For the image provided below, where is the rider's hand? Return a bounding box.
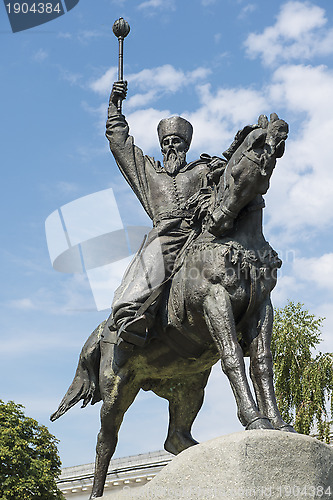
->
[207,208,234,237]
[209,156,226,170]
[110,80,128,107]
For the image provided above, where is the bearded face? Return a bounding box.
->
[161,135,188,175]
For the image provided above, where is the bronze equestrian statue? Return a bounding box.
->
[51,79,294,499]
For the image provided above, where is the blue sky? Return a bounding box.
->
[1,0,333,469]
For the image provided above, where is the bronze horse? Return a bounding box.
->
[51,114,294,499]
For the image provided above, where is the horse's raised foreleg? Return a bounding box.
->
[152,370,210,455]
[203,285,273,430]
[248,299,295,432]
[90,344,140,499]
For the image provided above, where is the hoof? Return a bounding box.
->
[246,417,274,430]
[164,431,199,455]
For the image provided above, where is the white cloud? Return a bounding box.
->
[126,90,157,109]
[130,65,211,93]
[245,1,333,66]
[77,30,103,44]
[4,274,96,315]
[238,3,257,19]
[58,32,72,39]
[271,275,303,307]
[269,63,333,116]
[33,49,48,62]
[138,0,175,11]
[187,83,268,155]
[293,253,333,291]
[90,64,211,106]
[265,63,333,238]
[89,67,118,95]
[7,298,37,310]
[118,82,267,156]
[197,84,267,125]
[58,66,82,86]
[126,65,210,109]
[89,65,212,130]
[314,302,333,353]
[275,1,326,38]
[125,107,171,152]
[57,30,102,44]
[129,65,188,93]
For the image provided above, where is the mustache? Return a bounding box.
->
[166,148,177,160]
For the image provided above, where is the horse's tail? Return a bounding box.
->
[50,320,106,422]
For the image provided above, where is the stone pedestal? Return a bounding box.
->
[102,430,333,499]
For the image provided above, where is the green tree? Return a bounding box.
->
[271,301,333,442]
[0,400,65,500]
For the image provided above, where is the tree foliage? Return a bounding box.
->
[0,400,65,500]
[271,301,333,442]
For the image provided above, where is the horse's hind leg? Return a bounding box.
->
[203,285,273,430]
[90,345,140,499]
[248,299,295,432]
[152,370,210,455]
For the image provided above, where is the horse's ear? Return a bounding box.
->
[270,113,279,122]
[258,115,269,129]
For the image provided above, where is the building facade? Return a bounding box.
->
[57,450,173,500]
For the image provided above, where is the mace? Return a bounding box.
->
[112,17,130,113]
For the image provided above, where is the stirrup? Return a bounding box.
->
[117,315,148,347]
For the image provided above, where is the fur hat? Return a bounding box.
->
[157,116,193,147]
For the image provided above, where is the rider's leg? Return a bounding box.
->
[203,284,273,430]
[112,222,190,347]
[248,299,295,432]
[111,228,167,347]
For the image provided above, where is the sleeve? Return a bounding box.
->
[106,111,154,220]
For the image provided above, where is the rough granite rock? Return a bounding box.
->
[101,430,333,499]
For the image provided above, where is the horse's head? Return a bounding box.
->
[208,114,288,236]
